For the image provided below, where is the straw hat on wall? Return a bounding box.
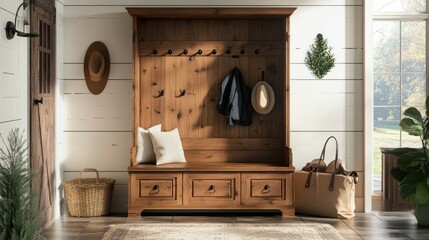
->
[84,41,110,95]
[251,80,275,114]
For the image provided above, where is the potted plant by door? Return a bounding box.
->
[391,96,429,226]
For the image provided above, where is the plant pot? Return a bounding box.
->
[414,204,429,226]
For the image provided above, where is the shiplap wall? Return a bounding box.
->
[0,2,28,147]
[61,0,364,213]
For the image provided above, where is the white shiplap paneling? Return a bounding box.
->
[63,80,132,131]
[290,63,362,80]
[63,63,132,80]
[291,132,363,172]
[290,80,363,131]
[63,132,131,171]
[64,15,132,63]
[290,6,363,64]
[0,7,27,134]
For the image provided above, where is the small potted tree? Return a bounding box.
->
[391,96,429,226]
[0,129,42,239]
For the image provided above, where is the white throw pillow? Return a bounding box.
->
[136,124,161,164]
[149,128,187,165]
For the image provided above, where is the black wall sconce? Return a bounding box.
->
[5,0,39,40]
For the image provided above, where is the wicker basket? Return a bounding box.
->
[64,168,115,217]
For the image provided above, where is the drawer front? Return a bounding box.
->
[193,179,232,197]
[129,172,182,207]
[242,172,293,206]
[250,179,282,197]
[139,179,173,197]
[183,173,240,206]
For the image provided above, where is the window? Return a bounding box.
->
[372,1,427,193]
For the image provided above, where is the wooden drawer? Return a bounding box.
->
[250,179,283,197]
[139,179,173,197]
[129,172,182,206]
[183,173,240,206]
[242,172,293,206]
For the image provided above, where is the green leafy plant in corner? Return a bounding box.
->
[305,33,335,79]
[391,96,429,205]
[0,129,43,240]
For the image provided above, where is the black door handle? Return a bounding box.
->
[33,97,44,105]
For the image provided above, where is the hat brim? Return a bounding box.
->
[251,81,275,114]
[84,41,110,95]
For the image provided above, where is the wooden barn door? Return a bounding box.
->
[30,0,56,229]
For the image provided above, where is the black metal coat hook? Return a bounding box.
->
[255,49,260,55]
[226,49,231,55]
[167,49,173,55]
[175,89,186,98]
[210,49,217,55]
[182,49,188,55]
[240,48,246,55]
[153,90,164,98]
[197,49,203,55]
[152,49,158,55]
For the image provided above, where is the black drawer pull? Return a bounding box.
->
[208,185,216,193]
[151,185,160,193]
[262,185,271,193]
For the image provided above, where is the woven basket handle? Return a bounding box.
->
[79,168,100,185]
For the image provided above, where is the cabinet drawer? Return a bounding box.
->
[139,179,173,197]
[250,179,282,197]
[193,179,232,197]
[242,172,293,206]
[129,172,182,207]
[184,173,240,206]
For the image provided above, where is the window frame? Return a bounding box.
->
[364,0,429,212]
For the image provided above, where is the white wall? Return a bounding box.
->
[0,2,28,146]
[55,0,65,218]
[61,0,364,213]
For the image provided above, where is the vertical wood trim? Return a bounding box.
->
[131,16,140,166]
[284,17,291,166]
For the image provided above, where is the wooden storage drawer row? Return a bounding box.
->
[130,172,293,209]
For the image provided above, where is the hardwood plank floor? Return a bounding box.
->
[42,212,429,240]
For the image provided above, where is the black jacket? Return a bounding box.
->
[216,67,253,126]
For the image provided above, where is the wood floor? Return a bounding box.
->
[42,212,429,240]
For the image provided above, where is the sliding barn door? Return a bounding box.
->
[30,0,56,229]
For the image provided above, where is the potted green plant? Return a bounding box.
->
[391,96,429,226]
[0,129,43,239]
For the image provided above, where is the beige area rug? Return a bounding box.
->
[102,223,344,240]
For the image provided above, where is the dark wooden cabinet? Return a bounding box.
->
[127,7,296,217]
[381,148,414,211]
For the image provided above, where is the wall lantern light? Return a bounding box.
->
[4,0,39,40]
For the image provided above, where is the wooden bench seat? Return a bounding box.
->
[129,162,295,172]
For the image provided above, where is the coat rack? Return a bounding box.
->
[140,40,282,56]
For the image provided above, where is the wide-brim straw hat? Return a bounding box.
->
[84,41,110,95]
[251,81,275,114]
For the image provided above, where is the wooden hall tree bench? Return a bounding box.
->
[126,7,296,217]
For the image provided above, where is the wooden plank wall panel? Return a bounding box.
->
[63,80,132,131]
[290,6,363,64]
[63,132,131,171]
[290,80,363,132]
[64,0,363,6]
[139,57,154,129]
[64,15,132,63]
[0,7,27,144]
[198,57,220,137]
[291,132,363,172]
[62,1,365,212]
[63,64,132,80]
